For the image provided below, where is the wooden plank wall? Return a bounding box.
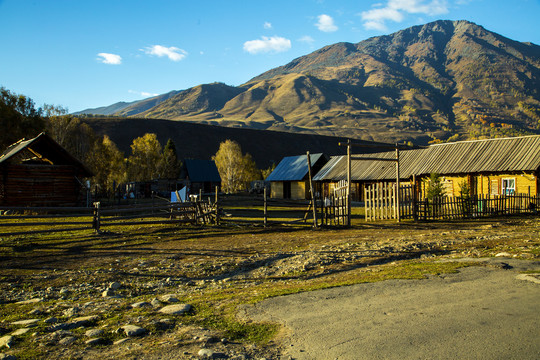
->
[1,164,83,207]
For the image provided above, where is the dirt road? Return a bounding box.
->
[245,258,540,360]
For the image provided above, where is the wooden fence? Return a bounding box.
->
[220,192,318,227]
[365,183,539,221]
[320,195,348,226]
[0,199,218,237]
[364,184,414,221]
[416,193,540,220]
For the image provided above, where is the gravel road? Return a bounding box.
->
[244,258,540,360]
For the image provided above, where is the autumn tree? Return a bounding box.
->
[158,138,181,179]
[87,135,126,196]
[0,87,45,149]
[261,163,276,180]
[212,139,260,193]
[127,133,162,181]
[45,105,96,163]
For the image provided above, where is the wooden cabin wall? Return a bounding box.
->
[1,164,83,206]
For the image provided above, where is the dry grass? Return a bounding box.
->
[0,212,538,359]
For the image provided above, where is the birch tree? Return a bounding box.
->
[213,140,260,193]
[127,133,162,181]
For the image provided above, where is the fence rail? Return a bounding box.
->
[0,199,218,237]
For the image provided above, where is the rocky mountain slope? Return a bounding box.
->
[80,20,540,145]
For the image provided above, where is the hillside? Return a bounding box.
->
[75,90,182,116]
[80,20,540,145]
[82,117,391,168]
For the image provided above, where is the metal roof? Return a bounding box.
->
[265,153,325,182]
[314,135,540,181]
[184,159,221,183]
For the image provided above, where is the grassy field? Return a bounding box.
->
[0,200,538,359]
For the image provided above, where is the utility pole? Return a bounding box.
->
[347,140,352,227]
[307,152,318,228]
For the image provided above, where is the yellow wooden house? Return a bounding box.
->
[313,135,540,198]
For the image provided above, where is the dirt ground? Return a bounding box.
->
[0,215,539,359]
[243,257,540,359]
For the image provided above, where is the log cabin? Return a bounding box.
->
[0,133,93,207]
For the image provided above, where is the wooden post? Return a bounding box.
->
[93,202,101,233]
[306,152,318,228]
[264,187,268,227]
[395,144,401,223]
[347,140,352,226]
[364,186,368,221]
[215,186,220,226]
[412,174,418,221]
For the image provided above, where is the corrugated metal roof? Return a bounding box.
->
[314,135,540,181]
[184,159,221,182]
[266,153,325,182]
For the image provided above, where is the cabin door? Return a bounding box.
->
[468,175,477,196]
[283,182,291,199]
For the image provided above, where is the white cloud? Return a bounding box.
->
[143,45,187,61]
[264,21,272,29]
[97,53,122,65]
[316,14,338,32]
[299,35,315,44]
[361,0,448,31]
[243,36,291,54]
[129,90,159,98]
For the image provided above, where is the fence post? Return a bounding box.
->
[92,202,101,233]
[306,151,318,228]
[215,186,220,226]
[264,187,268,228]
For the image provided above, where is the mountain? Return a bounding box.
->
[74,101,135,116]
[81,20,540,145]
[75,90,182,116]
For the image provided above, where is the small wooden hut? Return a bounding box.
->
[0,133,93,207]
[265,153,328,199]
[180,159,221,194]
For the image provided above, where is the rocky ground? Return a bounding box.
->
[0,216,539,359]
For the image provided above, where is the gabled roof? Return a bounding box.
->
[266,153,326,182]
[314,135,540,181]
[184,159,221,182]
[0,132,93,177]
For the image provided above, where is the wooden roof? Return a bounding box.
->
[0,133,93,177]
[314,135,540,181]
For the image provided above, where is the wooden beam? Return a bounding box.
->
[350,157,398,162]
[347,140,351,226]
[306,151,318,228]
[338,141,419,150]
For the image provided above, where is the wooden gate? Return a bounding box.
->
[321,180,349,226]
[365,183,414,221]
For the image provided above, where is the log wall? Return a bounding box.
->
[1,164,84,207]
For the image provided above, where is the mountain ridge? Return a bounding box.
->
[78,20,540,145]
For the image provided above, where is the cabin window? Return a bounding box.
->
[490,179,499,195]
[501,178,515,195]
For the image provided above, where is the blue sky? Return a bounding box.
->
[1,0,539,113]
